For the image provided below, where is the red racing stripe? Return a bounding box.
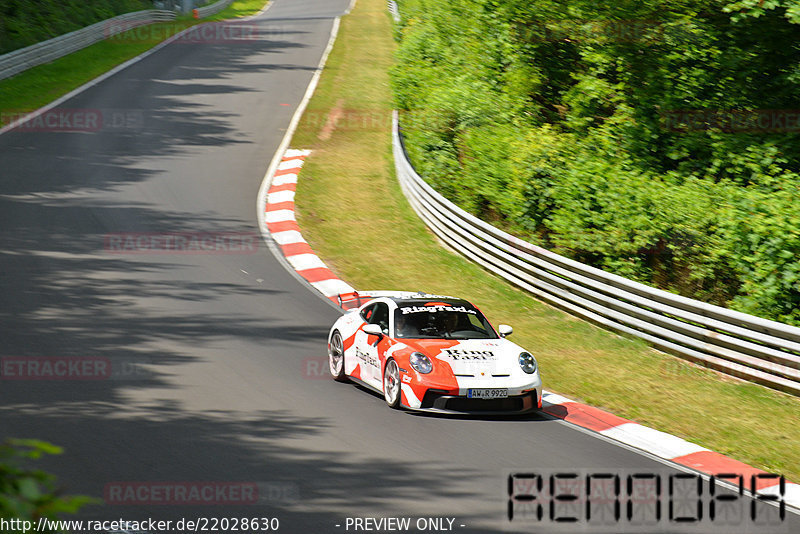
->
[342,332,357,352]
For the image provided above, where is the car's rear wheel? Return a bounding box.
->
[328,331,347,382]
[383,359,401,408]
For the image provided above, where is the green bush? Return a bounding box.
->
[393,0,800,323]
[0,439,95,531]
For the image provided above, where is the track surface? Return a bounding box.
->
[0,1,795,532]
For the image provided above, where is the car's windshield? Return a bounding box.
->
[394,302,497,339]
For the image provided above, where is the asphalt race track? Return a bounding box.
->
[0,0,796,532]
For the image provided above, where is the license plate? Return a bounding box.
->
[467,388,508,399]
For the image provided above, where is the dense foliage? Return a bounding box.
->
[0,0,153,54]
[0,439,94,531]
[392,0,800,324]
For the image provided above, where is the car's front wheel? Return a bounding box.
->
[328,330,347,382]
[383,359,401,408]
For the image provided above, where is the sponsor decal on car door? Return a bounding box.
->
[353,328,382,388]
[354,301,389,388]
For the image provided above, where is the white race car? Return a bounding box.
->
[327,292,542,413]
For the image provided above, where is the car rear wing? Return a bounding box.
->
[336,291,370,310]
[336,290,458,310]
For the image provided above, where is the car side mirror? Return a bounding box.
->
[363,323,383,337]
[498,324,513,337]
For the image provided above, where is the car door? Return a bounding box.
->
[353,301,389,389]
[345,303,375,377]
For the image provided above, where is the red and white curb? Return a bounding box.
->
[261,148,799,510]
[263,149,355,305]
[542,392,799,507]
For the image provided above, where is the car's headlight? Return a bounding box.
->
[409,352,432,374]
[519,352,537,374]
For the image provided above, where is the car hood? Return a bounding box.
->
[400,338,523,375]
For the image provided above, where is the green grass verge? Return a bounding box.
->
[292,0,800,481]
[0,0,269,124]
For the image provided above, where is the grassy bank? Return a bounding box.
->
[0,0,269,124]
[291,0,800,480]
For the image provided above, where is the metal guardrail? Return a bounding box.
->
[195,0,235,19]
[0,0,238,82]
[392,111,800,395]
[0,10,176,81]
[387,1,400,23]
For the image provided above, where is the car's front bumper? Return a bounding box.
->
[405,387,542,414]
